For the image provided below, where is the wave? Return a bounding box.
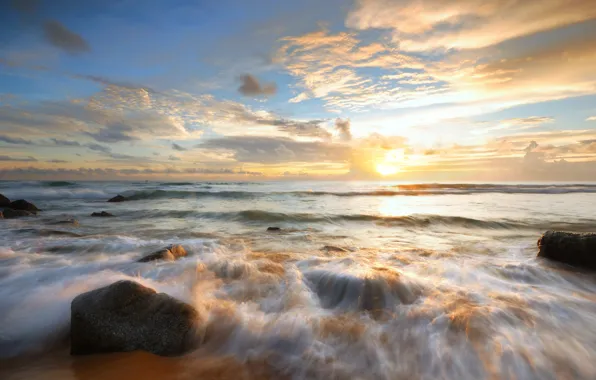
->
[124,190,259,200]
[42,181,78,187]
[389,183,596,195]
[132,209,596,231]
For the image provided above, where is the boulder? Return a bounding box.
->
[70,280,202,356]
[0,193,9,207]
[8,199,40,214]
[3,209,34,218]
[537,231,596,270]
[91,211,114,217]
[138,244,187,263]
[266,227,281,232]
[108,195,127,203]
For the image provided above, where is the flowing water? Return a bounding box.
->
[1,181,596,379]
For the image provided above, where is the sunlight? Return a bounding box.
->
[375,149,405,176]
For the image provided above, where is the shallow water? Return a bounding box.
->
[1,181,596,379]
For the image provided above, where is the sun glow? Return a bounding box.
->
[375,149,405,176]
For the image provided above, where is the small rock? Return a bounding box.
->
[108,195,127,203]
[51,219,80,226]
[0,193,10,207]
[538,230,596,270]
[138,244,187,263]
[267,227,281,231]
[3,209,34,218]
[91,211,114,217]
[70,280,203,356]
[322,245,349,253]
[8,199,40,214]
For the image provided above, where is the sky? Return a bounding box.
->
[1,0,596,181]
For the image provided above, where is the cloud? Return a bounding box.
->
[346,0,596,51]
[168,155,181,161]
[587,116,596,121]
[85,143,111,154]
[237,74,277,97]
[0,135,34,145]
[43,20,90,54]
[0,155,37,162]
[84,122,138,143]
[51,138,82,147]
[10,0,38,14]
[334,118,352,141]
[172,143,187,151]
[199,136,351,164]
[275,28,424,110]
[472,116,555,135]
[46,159,68,163]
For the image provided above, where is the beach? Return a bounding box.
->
[1,181,596,379]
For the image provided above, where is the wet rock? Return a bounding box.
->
[8,199,40,214]
[0,193,9,207]
[51,218,80,226]
[322,245,349,253]
[538,230,596,270]
[138,244,187,262]
[267,227,281,231]
[3,209,34,218]
[108,195,127,202]
[70,280,203,356]
[91,211,114,217]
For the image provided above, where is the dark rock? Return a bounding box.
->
[138,244,187,263]
[0,193,9,207]
[267,227,281,231]
[322,245,349,253]
[108,195,127,203]
[91,211,114,217]
[0,211,2,219]
[8,199,40,214]
[538,230,596,270]
[3,209,34,218]
[51,219,80,226]
[70,280,203,356]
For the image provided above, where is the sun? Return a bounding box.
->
[375,148,405,176]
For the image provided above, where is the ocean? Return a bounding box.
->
[1,180,596,379]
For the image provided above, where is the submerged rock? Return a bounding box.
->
[8,199,40,214]
[267,227,281,231]
[138,244,187,262]
[538,230,596,270]
[322,245,349,253]
[0,193,10,207]
[51,218,80,226]
[108,194,127,202]
[91,211,114,217]
[3,209,34,218]
[304,266,419,316]
[70,280,202,356]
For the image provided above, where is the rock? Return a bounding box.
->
[0,211,3,219]
[267,227,281,231]
[138,244,187,263]
[322,245,349,253]
[91,211,114,217]
[108,195,127,203]
[70,280,202,356]
[8,199,40,214]
[3,209,34,218]
[537,230,596,270]
[51,219,80,226]
[0,193,9,207]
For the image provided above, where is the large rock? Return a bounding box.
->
[538,231,596,270]
[3,209,34,218]
[138,244,187,263]
[108,195,127,202]
[70,280,202,356]
[8,199,40,214]
[0,193,9,207]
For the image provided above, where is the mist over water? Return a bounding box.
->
[1,181,596,379]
